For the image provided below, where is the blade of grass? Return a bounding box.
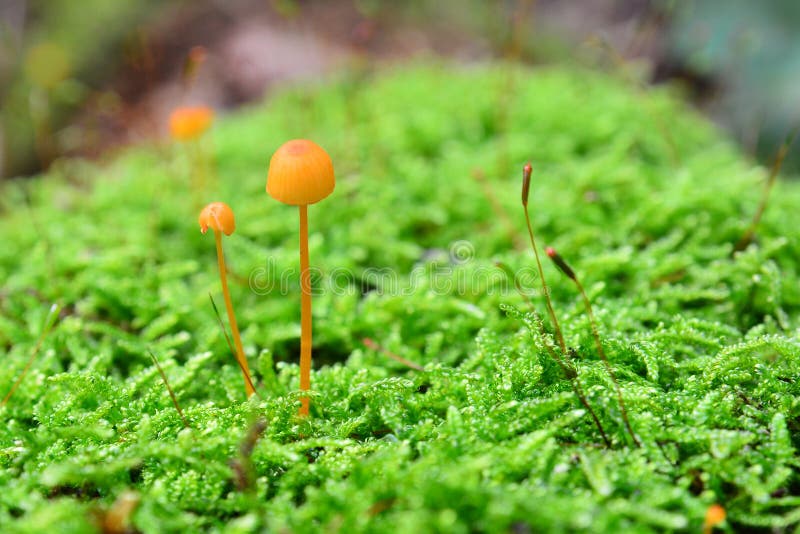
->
[209,294,260,398]
[147,349,189,428]
[734,126,799,252]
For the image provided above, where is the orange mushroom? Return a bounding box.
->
[199,202,256,398]
[703,504,726,534]
[266,139,335,416]
[170,106,214,141]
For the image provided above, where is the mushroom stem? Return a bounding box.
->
[214,230,255,398]
[298,205,312,416]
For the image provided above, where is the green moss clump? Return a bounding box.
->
[0,63,799,533]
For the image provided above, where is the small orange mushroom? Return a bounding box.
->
[703,504,726,534]
[267,140,335,205]
[170,105,214,141]
[199,202,255,398]
[266,139,335,416]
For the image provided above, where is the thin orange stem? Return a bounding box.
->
[298,205,312,416]
[215,231,255,398]
[523,206,566,354]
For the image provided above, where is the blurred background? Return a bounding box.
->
[1,0,799,180]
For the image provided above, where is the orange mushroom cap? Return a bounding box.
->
[169,106,214,141]
[704,504,726,529]
[266,139,335,206]
[199,202,235,236]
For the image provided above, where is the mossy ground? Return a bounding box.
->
[1,63,799,533]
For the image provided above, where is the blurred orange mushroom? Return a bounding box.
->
[703,504,726,534]
[170,105,214,141]
[266,139,335,416]
[199,202,256,398]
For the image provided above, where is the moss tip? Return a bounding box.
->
[546,247,576,280]
[522,162,532,206]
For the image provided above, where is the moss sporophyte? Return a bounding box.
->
[199,202,256,398]
[546,247,640,447]
[522,163,640,447]
[266,139,335,417]
[519,162,611,447]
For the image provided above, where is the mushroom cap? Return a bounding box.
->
[266,139,335,206]
[199,202,235,236]
[169,106,214,141]
[704,505,726,527]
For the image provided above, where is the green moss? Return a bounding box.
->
[1,63,799,533]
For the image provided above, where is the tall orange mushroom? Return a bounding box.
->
[199,202,256,398]
[703,504,726,534]
[169,106,214,141]
[266,139,335,416]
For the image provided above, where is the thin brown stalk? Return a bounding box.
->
[521,163,566,354]
[734,126,799,252]
[529,313,611,448]
[2,303,60,407]
[546,247,641,447]
[363,338,424,371]
[147,350,189,428]
[514,162,610,446]
[230,418,268,492]
[472,168,522,248]
[181,46,207,94]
